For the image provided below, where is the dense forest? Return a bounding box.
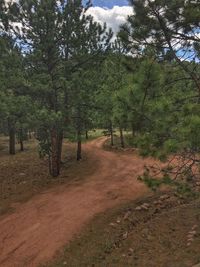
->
[0,1,200,265]
[1,0,199,179]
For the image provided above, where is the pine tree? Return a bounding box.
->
[121,0,200,96]
[0,33,31,155]
[61,0,112,161]
[11,0,112,175]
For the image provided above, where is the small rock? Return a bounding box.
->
[160,194,170,200]
[135,206,142,211]
[124,211,131,220]
[187,234,193,239]
[192,225,198,230]
[109,223,116,227]
[63,261,67,265]
[116,219,121,224]
[189,230,196,236]
[122,232,128,239]
[127,248,134,256]
[140,203,150,210]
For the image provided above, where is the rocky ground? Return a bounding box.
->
[50,191,200,267]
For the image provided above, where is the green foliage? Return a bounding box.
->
[0,0,199,181]
[138,167,173,191]
[138,169,196,197]
[117,0,200,174]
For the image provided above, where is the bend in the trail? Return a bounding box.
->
[0,137,154,267]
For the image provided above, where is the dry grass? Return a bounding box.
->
[0,136,80,215]
[49,193,200,267]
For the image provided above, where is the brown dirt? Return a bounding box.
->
[55,193,200,267]
[0,137,157,267]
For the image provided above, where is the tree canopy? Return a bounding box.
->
[0,0,199,181]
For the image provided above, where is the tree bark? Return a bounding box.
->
[85,130,89,140]
[19,128,24,152]
[20,140,24,152]
[58,131,63,164]
[50,128,63,177]
[77,130,82,161]
[8,121,15,155]
[119,127,125,148]
[110,122,114,146]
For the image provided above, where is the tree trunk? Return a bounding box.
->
[50,128,63,177]
[119,127,125,148]
[28,131,32,139]
[85,130,89,140]
[19,128,24,152]
[20,140,24,152]
[77,130,82,161]
[8,122,15,155]
[110,123,114,146]
[58,131,63,164]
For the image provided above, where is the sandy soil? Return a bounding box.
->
[0,137,156,267]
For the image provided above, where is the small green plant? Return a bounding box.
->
[138,167,197,198]
[138,167,162,191]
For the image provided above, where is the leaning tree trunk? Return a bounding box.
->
[77,130,82,161]
[8,120,16,155]
[50,128,63,177]
[119,127,125,148]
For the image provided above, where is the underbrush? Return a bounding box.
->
[0,139,82,215]
[65,129,104,143]
[105,134,200,200]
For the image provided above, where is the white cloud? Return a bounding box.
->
[86,6,133,36]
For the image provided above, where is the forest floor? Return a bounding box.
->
[0,136,157,267]
[0,136,200,267]
[50,193,200,267]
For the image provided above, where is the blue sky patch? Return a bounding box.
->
[92,0,129,8]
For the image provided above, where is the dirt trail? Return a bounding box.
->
[0,137,155,267]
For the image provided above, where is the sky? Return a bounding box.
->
[87,0,133,35]
[92,0,129,8]
[5,0,133,37]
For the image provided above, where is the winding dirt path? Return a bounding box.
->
[0,137,155,267]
